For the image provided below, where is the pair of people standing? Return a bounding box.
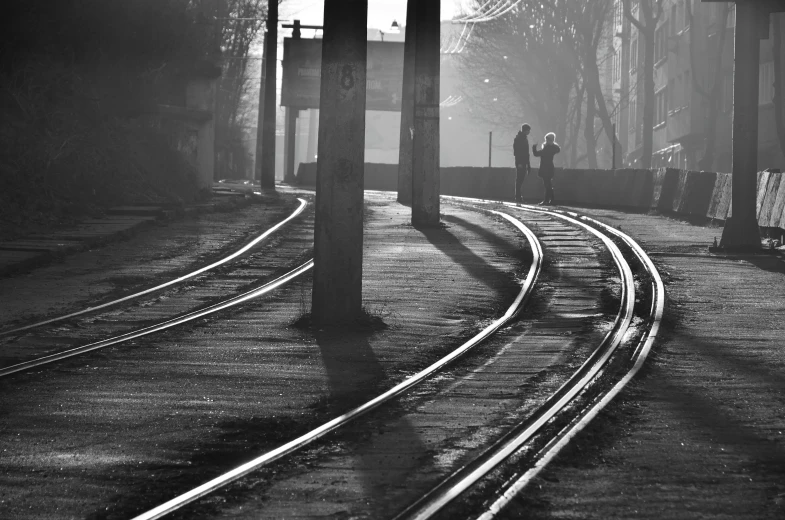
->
[513,123,560,205]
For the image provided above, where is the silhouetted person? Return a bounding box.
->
[532,132,560,205]
[513,124,531,203]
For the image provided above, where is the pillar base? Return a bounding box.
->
[720,216,761,250]
[397,192,412,205]
[411,215,442,229]
[259,186,280,197]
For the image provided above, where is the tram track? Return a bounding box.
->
[129,197,657,519]
[0,198,308,337]
[0,197,528,520]
[388,199,661,520]
[129,206,544,520]
[0,199,314,375]
[0,194,662,520]
[127,196,649,519]
[469,202,666,520]
[0,260,314,378]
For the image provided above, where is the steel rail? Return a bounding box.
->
[0,198,309,337]
[394,201,635,520]
[0,260,314,379]
[476,206,666,520]
[131,209,542,520]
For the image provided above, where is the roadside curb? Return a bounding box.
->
[0,192,259,279]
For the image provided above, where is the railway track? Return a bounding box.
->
[0,199,313,375]
[392,199,664,520]
[0,199,308,337]
[0,194,662,520]
[123,197,661,519]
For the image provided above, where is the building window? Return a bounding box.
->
[655,24,667,63]
[613,52,618,84]
[727,4,736,28]
[670,5,677,36]
[630,37,638,72]
[669,78,676,110]
[655,88,668,126]
[684,70,691,108]
[615,0,622,28]
[629,97,637,129]
[760,61,774,105]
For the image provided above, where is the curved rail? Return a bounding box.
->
[475,205,666,520]
[395,202,636,520]
[0,260,314,378]
[131,209,542,520]
[0,198,309,337]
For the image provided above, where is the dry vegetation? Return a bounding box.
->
[0,1,238,239]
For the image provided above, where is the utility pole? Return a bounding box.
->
[715,0,784,248]
[283,21,301,184]
[311,0,369,325]
[488,131,492,167]
[260,0,278,190]
[283,107,299,183]
[281,20,322,184]
[397,0,417,204]
[612,123,616,170]
[254,24,267,183]
[411,0,441,227]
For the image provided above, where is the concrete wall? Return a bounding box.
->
[294,162,784,229]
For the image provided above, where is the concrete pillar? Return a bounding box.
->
[294,115,304,176]
[411,0,441,227]
[397,0,417,204]
[311,0,368,325]
[284,107,298,183]
[186,79,216,190]
[254,31,266,183]
[260,0,278,190]
[721,1,763,248]
[307,109,319,163]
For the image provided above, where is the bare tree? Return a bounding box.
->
[527,0,617,167]
[213,0,268,178]
[622,0,664,169]
[455,4,580,163]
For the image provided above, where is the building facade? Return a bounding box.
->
[607,1,784,172]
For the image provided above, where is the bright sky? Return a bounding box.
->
[280,0,468,30]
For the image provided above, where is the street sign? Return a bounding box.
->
[281,38,405,111]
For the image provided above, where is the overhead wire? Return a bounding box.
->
[454,0,509,22]
[444,0,522,54]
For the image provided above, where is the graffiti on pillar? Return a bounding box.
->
[340,65,355,90]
